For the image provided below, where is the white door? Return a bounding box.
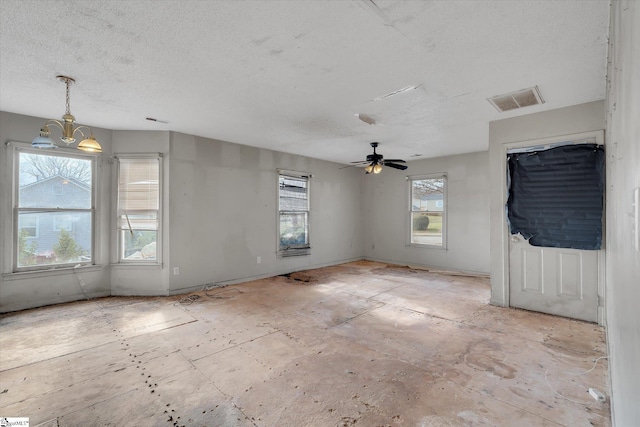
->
[509,233,599,322]
[506,136,604,323]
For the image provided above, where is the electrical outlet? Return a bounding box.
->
[173,267,180,275]
[257,256,261,264]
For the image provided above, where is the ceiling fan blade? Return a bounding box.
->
[384,162,408,170]
[383,159,406,163]
[339,164,357,169]
[350,160,370,164]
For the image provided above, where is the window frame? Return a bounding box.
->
[407,173,447,249]
[114,153,163,265]
[11,143,98,272]
[277,169,311,257]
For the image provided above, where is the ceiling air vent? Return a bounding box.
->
[488,86,544,112]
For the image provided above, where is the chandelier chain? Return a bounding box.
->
[65,79,71,115]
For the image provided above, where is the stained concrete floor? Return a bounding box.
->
[0,261,610,426]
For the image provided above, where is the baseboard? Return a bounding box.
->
[169,257,364,296]
[0,290,111,314]
[362,256,490,278]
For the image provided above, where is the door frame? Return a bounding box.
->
[497,130,606,325]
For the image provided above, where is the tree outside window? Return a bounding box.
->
[14,148,94,270]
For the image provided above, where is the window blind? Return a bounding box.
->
[117,158,159,230]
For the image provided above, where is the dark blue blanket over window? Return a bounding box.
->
[506,144,604,250]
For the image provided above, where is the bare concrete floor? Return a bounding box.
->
[0,261,610,426]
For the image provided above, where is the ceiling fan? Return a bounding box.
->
[349,142,408,174]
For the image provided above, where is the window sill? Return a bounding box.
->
[2,264,104,281]
[407,243,448,250]
[279,247,311,257]
[111,263,163,269]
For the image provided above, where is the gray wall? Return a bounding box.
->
[168,132,364,292]
[0,112,112,312]
[0,118,365,311]
[362,151,491,275]
[488,101,606,309]
[605,1,640,424]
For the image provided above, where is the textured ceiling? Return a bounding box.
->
[0,0,609,164]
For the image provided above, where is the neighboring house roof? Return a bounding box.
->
[19,175,90,209]
[20,175,90,192]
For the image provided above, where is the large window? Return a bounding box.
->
[14,147,95,270]
[278,171,310,256]
[409,175,446,247]
[116,156,161,263]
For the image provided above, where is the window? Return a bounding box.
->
[278,171,310,256]
[14,147,95,270]
[116,156,161,262]
[53,215,73,231]
[409,175,446,247]
[18,215,39,238]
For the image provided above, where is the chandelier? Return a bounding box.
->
[32,75,102,153]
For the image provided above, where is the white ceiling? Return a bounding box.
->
[0,0,609,165]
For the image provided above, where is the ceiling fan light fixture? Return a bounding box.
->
[348,142,408,175]
[32,75,102,153]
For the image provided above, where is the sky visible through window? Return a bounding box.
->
[19,152,91,186]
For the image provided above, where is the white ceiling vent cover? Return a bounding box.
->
[488,86,545,112]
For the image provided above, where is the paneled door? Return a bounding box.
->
[509,234,599,322]
[506,139,604,323]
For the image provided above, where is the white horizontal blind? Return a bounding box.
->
[279,175,308,211]
[117,158,159,230]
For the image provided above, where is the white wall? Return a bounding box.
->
[362,151,490,275]
[0,112,112,312]
[605,1,640,424]
[168,132,364,292]
[488,101,605,308]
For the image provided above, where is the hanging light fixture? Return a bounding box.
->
[364,162,383,174]
[32,75,102,153]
